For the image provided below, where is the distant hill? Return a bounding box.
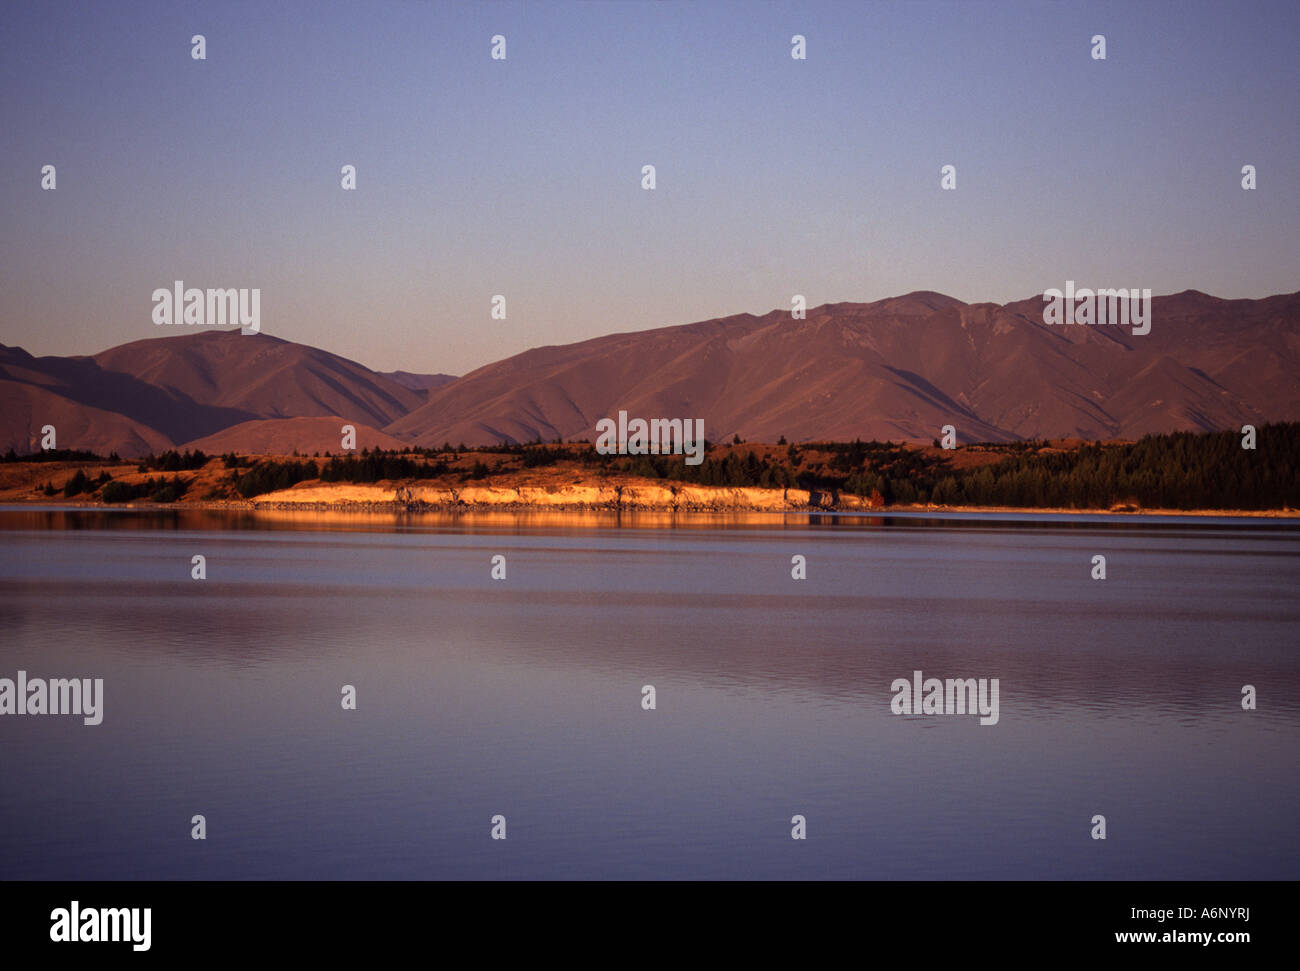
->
[0,331,433,456]
[377,370,458,393]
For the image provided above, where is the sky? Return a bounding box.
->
[2,0,1297,376]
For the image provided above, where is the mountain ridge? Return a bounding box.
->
[3,288,1297,455]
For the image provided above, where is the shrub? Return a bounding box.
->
[63,470,89,497]
[149,485,180,503]
[101,481,134,503]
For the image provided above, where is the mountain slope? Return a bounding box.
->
[1,342,253,456]
[0,378,172,456]
[175,417,408,455]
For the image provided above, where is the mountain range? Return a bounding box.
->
[3,289,1297,456]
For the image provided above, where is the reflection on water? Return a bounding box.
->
[0,508,1297,879]
[5,503,1297,534]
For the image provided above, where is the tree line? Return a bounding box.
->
[24,422,1299,509]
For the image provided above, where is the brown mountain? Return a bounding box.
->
[177,417,407,455]
[2,331,429,457]
[385,290,1300,446]
[93,331,424,430]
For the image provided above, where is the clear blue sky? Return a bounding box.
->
[2,0,1297,375]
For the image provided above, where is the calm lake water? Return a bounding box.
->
[1,506,1297,879]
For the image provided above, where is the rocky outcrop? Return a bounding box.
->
[250,480,865,512]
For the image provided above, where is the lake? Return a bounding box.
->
[1,506,1297,879]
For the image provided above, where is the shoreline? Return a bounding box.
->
[4,497,1295,519]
